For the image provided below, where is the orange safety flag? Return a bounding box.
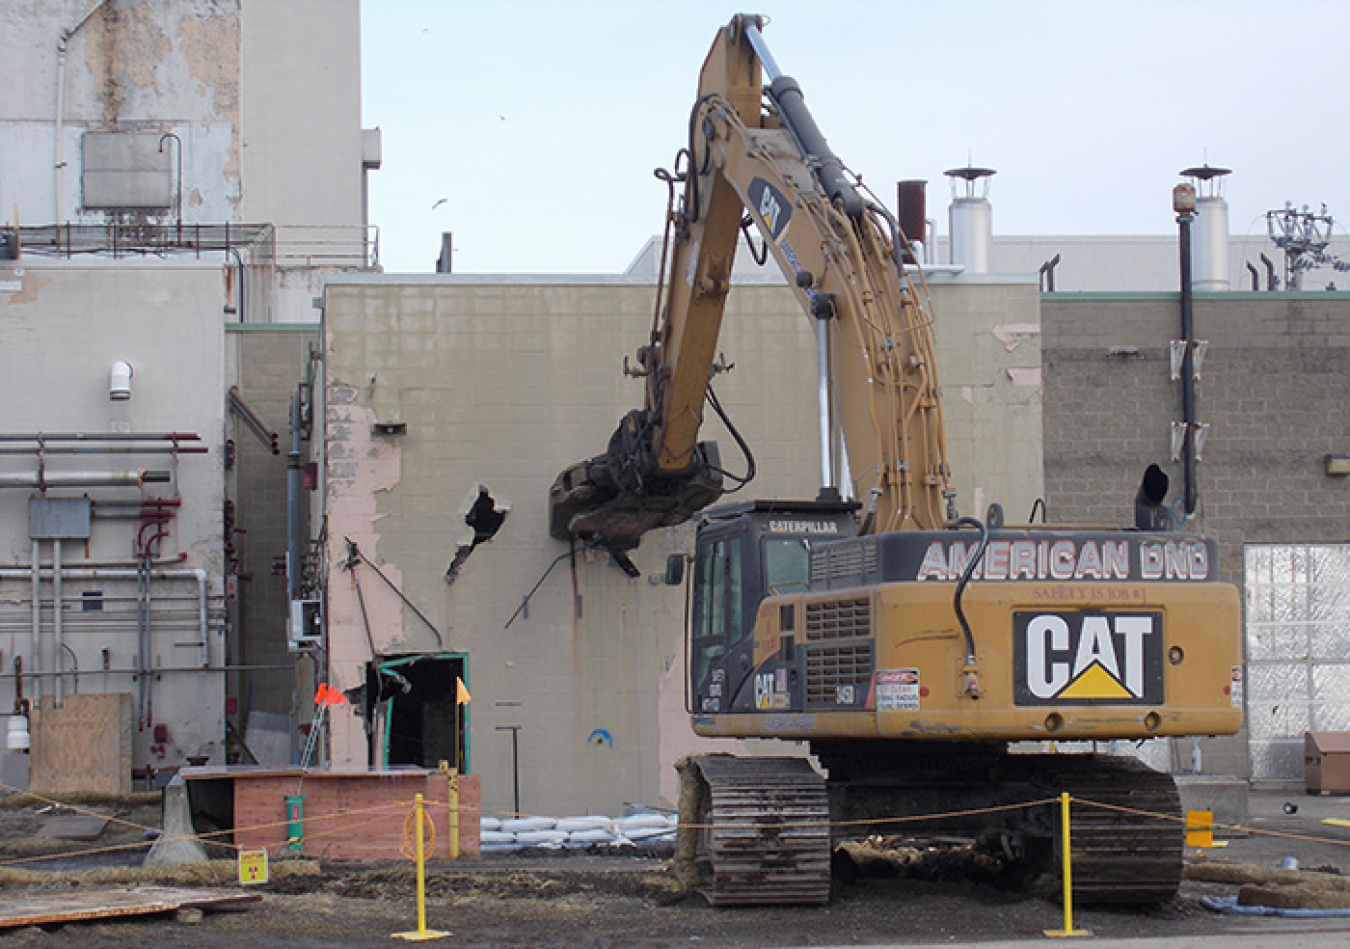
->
[455,677,471,706]
[314,682,347,707]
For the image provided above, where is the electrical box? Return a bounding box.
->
[287,599,322,652]
[30,497,92,540]
[1306,732,1350,794]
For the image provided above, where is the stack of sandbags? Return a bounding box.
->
[479,813,678,852]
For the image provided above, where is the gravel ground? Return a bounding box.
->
[1,789,1350,947]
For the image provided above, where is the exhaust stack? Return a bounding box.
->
[1182,164,1232,291]
[945,165,996,274]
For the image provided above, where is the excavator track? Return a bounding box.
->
[675,755,831,906]
[1039,755,1183,905]
[678,750,1183,907]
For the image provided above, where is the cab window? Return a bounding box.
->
[763,536,810,595]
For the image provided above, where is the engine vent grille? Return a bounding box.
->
[810,537,879,588]
[806,641,875,708]
[804,596,872,641]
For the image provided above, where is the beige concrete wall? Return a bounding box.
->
[927,279,1045,520]
[320,275,1042,816]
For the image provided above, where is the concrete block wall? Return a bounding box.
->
[1042,290,1350,779]
[1043,292,1350,577]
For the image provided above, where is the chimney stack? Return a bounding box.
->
[1182,164,1231,291]
[945,165,996,274]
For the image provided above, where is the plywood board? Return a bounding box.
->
[29,693,133,795]
[0,887,260,929]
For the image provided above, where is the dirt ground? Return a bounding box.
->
[4,789,1350,948]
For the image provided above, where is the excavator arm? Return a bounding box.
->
[549,15,952,550]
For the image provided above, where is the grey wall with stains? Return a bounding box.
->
[0,260,229,766]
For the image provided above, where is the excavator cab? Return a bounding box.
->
[687,500,858,717]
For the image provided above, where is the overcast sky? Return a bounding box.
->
[361,0,1350,275]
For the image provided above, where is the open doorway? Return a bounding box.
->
[367,654,468,772]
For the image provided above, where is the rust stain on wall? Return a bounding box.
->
[6,272,54,306]
[177,6,242,190]
[84,2,171,123]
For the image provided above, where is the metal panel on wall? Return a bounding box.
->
[1245,544,1350,781]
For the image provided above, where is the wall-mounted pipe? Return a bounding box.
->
[0,470,171,490]
[1176,188,1198,515]
[286,386,304,600]
[30,539,41,703]
[0,432,203,444]
[54,0,113,222]
[0,663,287,680]
[53,539,63,707]
[0,566,214,711]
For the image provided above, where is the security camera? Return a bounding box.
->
[110,360,134,401]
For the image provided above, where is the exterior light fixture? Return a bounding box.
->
[1326,455,1350,476]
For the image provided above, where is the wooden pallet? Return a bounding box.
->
[0,887,260,929]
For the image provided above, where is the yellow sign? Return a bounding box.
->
[238,849,269,885]
[1185,810,1214,848]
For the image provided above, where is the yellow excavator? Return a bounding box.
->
[549,15,1242,906]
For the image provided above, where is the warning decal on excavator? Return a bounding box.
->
[1013,611,1163,705]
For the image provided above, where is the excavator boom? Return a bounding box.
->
[549,14,950,550]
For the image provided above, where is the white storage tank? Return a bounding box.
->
[1183,164,1232,291]
[946,165,996,274]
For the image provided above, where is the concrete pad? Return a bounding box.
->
[35,815,109,840]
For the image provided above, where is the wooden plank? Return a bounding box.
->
[29,693,133,795]
[0,887,260,929]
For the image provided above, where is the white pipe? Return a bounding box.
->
[53,539,63,707]
[0,565,211,673]
[54,0,112,222]
[193,568,208,667]
[54,44,66,222]
[30,540,42,702]
[0,470,170,489]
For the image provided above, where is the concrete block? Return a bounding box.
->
[144,774,210,867]
[1176,773,1249,827]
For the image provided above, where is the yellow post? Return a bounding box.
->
[1043,792,1091,938]
[392,794,450,942]
[449,769,461,860]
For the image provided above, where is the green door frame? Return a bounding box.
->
[376,652,469,772]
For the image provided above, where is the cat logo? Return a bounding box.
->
[1013,611,1163,705]
[755,672,775,709]
[747,178,792,242]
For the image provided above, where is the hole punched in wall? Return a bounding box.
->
[445,485,509,584]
